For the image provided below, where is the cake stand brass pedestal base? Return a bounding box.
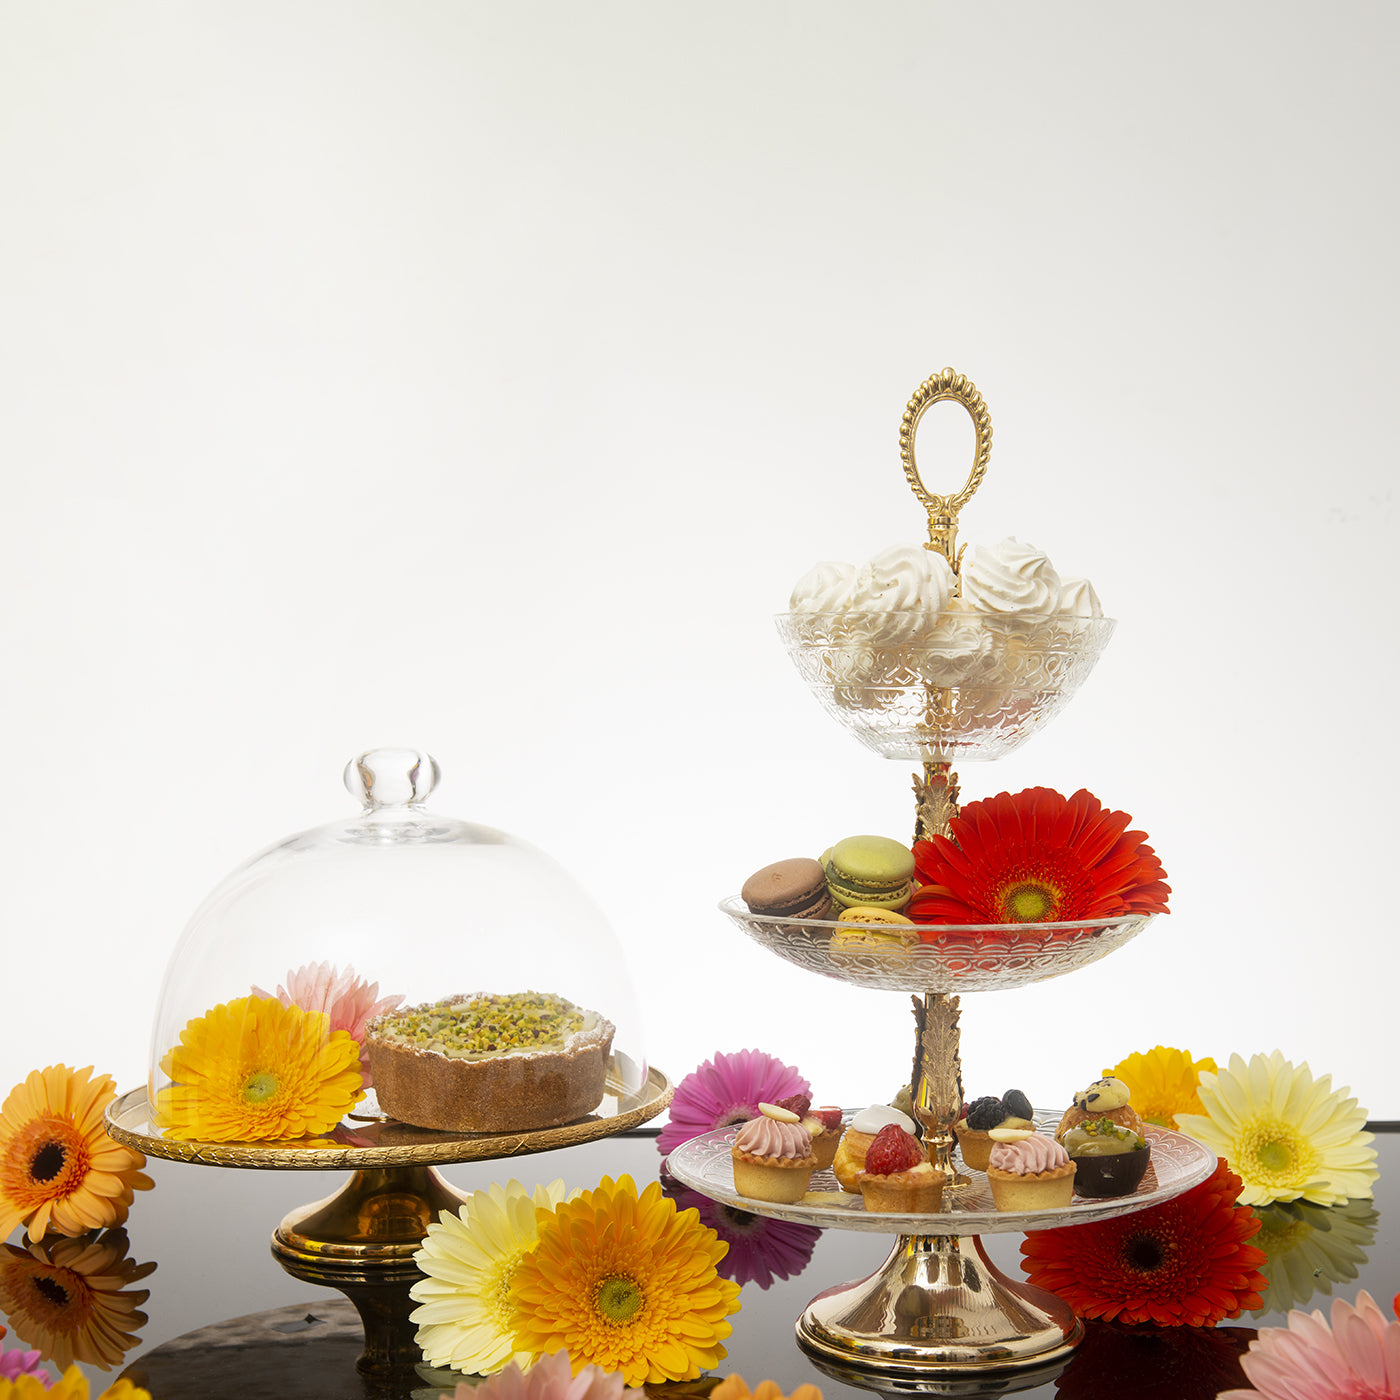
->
[797,1233,1082,1380]
[271,1166,470,1377]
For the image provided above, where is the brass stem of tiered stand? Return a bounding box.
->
[794,369,1082,1379]
[271,1166,470,1376]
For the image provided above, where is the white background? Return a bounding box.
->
[1,3,1396,1121]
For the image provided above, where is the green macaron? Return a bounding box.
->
[822,835,916,911]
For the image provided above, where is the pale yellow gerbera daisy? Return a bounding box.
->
[1107,1045,1216,1129]
[411,1179,574,1375]
[511,1174,741,1386]
[1176,1051,1377,1207]
[0,1365,152,1400]
[155,996,364,1142]
[0,1067,152,1242]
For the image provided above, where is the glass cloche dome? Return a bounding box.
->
[143,747,649,1149]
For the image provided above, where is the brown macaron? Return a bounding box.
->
[742,858,834,920]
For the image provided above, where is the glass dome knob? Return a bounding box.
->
[343,748,440,809]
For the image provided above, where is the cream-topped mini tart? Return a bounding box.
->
[365,991,614,1133]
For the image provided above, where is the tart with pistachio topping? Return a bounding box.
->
[365,991,615,1132]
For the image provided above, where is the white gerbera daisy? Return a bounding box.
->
[410,1179,573,1375]
[1176,1051,1377,1208]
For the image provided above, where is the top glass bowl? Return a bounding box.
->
[777,611,1116,761]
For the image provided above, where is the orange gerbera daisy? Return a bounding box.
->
[1021,1159,1266,1327]
[0,1068,152,1243]
[510,1174,741,1386]
[908,786,1169,928]
[0,1229,155,1370]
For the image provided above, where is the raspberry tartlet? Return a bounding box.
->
[858,1123,943,1213]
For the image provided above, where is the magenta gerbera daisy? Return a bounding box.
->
[656,1051,810,1155]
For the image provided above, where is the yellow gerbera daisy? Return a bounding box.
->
[411,1179,574,1375]
[1176,1051,1378,1207]
[0,1067,153,1243]
[0,1229,155,1370]
[1108,1045,1216,1129]
[0,1366,152,1400]
[510,1174,741,1386]
[154,996,364,1142]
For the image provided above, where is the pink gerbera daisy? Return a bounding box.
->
[0,1344,49,1382]
[1219,1290,1400,1400]
[656,1051,810,1155]
[252,962,402,1090]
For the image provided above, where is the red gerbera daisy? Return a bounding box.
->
[907,786,1170,927]
[1021,1159,1267,1327]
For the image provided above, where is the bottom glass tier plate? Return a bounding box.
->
[665,1115,1216,1236]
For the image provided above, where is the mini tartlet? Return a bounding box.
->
[954,1090,1034,1172]
[986,1133,1076,1211]
[1063,1119,1151,1198]
[857,1124,942,1213]
[731,1110,817,1203]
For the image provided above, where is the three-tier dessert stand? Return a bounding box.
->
[667,368,1215,1383]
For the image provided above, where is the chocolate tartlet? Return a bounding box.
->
[366,991,615,1132]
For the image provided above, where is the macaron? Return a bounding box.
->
[742,857,834,920]
[822,835,916,911]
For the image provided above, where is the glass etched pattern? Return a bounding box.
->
[777,612,1116,761]
[720,899,1155,994]
[665,1118,1217,1237]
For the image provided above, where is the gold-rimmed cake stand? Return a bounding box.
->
[106,1067,671,1377]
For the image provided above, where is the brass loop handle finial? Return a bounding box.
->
[899,368,993,568]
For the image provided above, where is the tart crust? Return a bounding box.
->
[365,992,615,1132]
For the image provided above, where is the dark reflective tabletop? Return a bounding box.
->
[3,1125,1394,1400]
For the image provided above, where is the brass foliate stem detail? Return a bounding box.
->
[912,992,964,1189]
[912,761,960,845]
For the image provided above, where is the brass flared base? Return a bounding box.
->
[797,1233,1082,1378]
[271,1166,470,1376]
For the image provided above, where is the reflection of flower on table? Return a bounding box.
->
[660,1176,821,1290]
[1054,1320,1257,1400]
[1248,1197,1379,1316]
[0,1228,155,1370]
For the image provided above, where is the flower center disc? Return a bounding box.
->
[29,1142,67,1183]
[1002,883,1058,922]
[242,1072,280,1105]
[595,1274,644,1324]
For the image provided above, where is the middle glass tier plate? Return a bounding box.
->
[665,1118,1216,1236]
[720,899,1155,994]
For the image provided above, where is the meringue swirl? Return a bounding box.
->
[989,1134,1071,1176]
[961,538,1062,617]
[734,1115,813,1161]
